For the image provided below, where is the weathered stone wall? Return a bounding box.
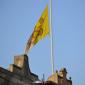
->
[0,76,8,85]
[47,68,72,85]
[0,54,39,85]
[0,54,72,85]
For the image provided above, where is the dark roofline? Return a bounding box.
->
[67,79,72,83]
[0,67,13,76]
[45,81,60,85]
[30,72,38,77]
[10,64,22,70]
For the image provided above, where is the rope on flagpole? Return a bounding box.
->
[50,0,54,74]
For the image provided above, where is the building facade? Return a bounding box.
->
[0,54,72,85]
[47,68,72,85]
[0,54,38,85]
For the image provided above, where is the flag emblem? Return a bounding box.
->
[25,6,49,54]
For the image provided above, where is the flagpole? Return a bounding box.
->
[50,0,54,74]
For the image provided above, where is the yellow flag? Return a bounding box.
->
[25,6,49,54]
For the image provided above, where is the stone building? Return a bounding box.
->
[0,54,39,85]
[47,68,72,85]
[0,54,72,85]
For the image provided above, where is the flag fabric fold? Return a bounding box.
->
[25,5,49,54]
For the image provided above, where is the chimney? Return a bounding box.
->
[14,54,31,76]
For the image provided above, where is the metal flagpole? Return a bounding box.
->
[49,0,54,74]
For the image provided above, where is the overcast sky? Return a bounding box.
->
[0,0,85,85]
